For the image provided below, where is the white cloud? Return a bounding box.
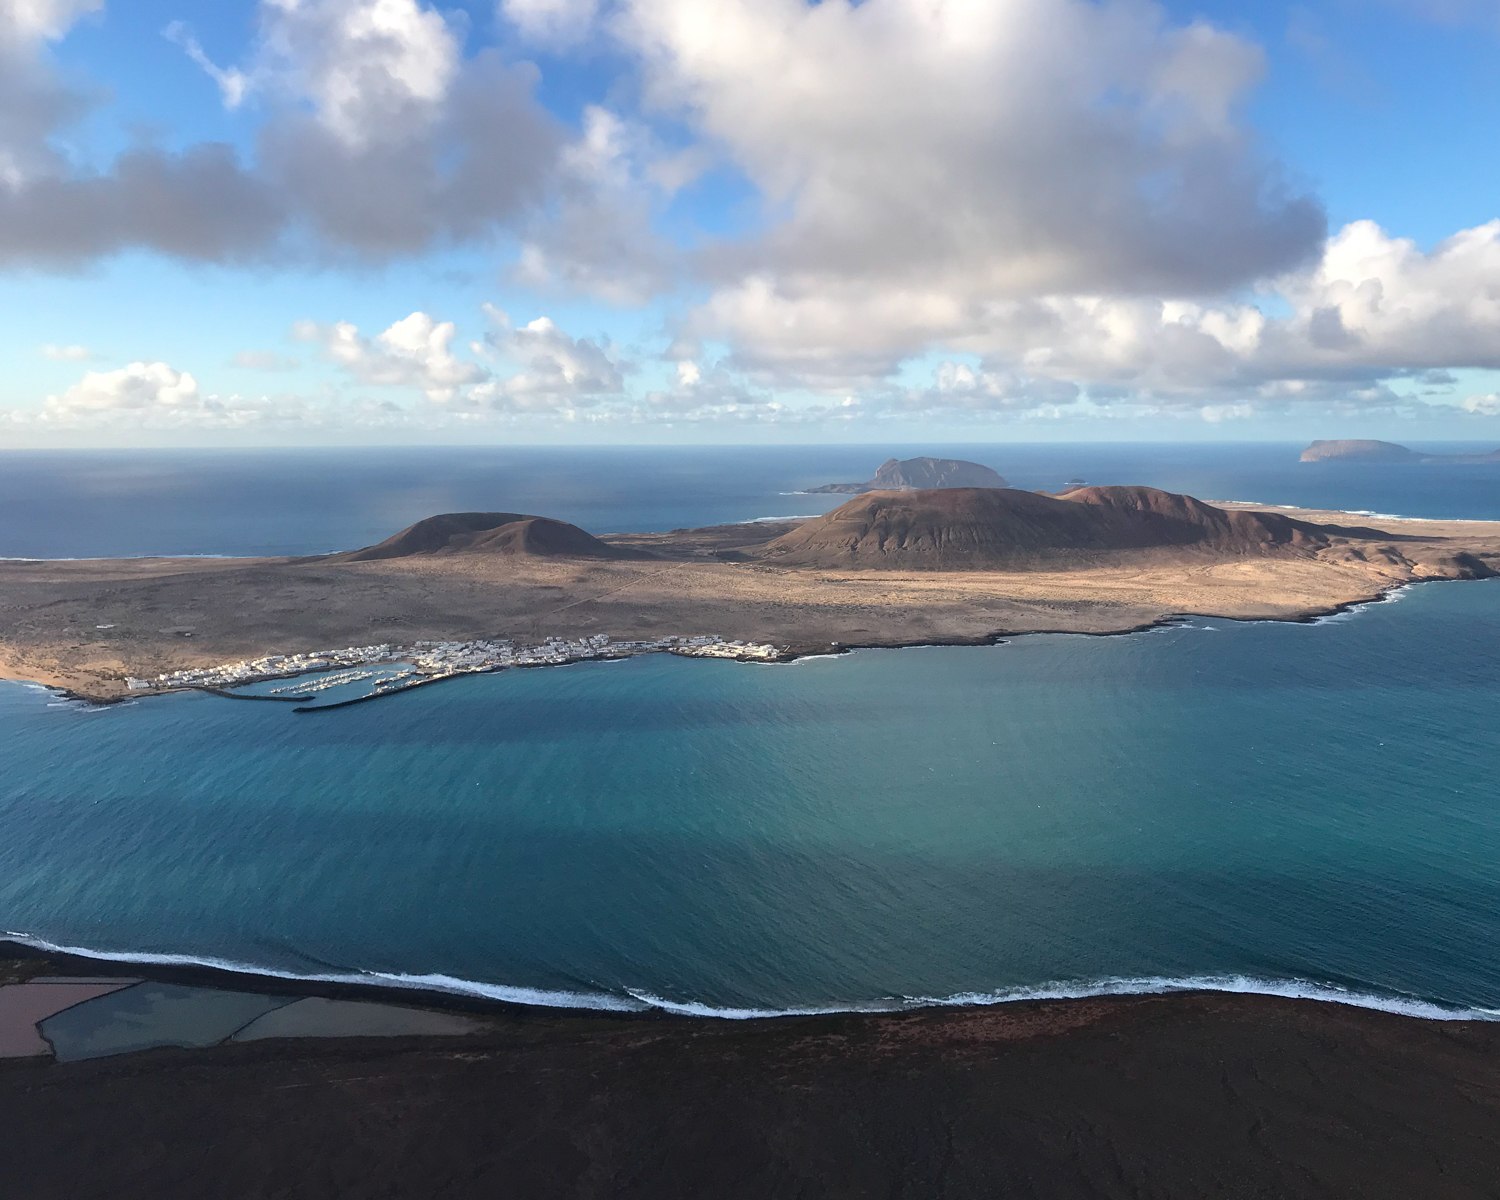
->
[622,0,1323,381]
[513,105,678,303]
[686,277,976,387]
[1276,219,1500,373]
[46,362,200,415]
[0,2,282,263]
[461,306,628,412]
[38,342,92,361]
[162,21,250,108]
[292,305,628,415]
[296,311,486,400]
[500,0,600,47]
[922,362,1081,413]
[1,0,101,43]
[1462,394,1500,416]
[38,361,305,427]
[956,220,1500,401]
[256,0,461,147]
[5,0,562,266]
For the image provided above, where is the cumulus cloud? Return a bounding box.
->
[295,311,486,400]
[256,0,461,147]
[46,362,200,416]
[461,306,628,412]
[1,0,563,266]
[620,0,1325,382]
[194,0,563,259]
[955,220,1500,404]
[1462,394,1500,416]
[6,0,1497,434]
[2,0,101,42]
[0,3,282,265]
[39,361,304,427]
[291,305,629,416]
[912,362,1082,415]
[512,105,680,303]
[638,357,766,417]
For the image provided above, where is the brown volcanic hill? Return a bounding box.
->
[1058,485,1330,549]
[329,513,651,563]
[761,486,1337,570]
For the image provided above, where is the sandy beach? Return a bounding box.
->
[0,504,1496,701]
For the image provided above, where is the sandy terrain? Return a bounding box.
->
[0,505,1496,701]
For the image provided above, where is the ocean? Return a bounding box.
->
[3,441,1499,558]
[1,444,1498,1018]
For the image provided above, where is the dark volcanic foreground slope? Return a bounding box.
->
[328,512,651,563]
[761,485,1337,570]
[4,990,1500,1200]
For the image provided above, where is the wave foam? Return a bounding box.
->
[1215,501,1492,524]
[9,933,1495,1024]
[2,932,647,1012]
[634,975,1500,1022]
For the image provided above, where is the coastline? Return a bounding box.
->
[2,499,1496,705]
[0,572,1453,708]
[6,503,1500,1196]
[6,946,1500,1199]
[5,931,1494,1025]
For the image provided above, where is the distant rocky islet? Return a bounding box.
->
[805,456,1010,493]
[1301,439,1500,464]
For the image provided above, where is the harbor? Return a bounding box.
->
[125,634,785,710]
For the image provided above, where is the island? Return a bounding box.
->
[1301,439,1500,464]
[0,484,1496,703]
[804,455,1009,493]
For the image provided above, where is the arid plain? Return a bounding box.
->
[1,493,1496,701]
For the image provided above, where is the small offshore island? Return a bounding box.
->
[1,479,1498,703]
[1301,438,1500,464]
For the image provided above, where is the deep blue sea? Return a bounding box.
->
[2,441,1499,558]
[2,444,1498,1018]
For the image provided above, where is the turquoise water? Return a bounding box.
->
[3,580,1498,1017]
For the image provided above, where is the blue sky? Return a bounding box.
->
[2,0,1498,445]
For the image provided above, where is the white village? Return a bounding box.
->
[126,633,785,700]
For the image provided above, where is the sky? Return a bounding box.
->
[1,0,1498,447]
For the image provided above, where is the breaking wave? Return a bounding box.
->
[7,932,1497,1024]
